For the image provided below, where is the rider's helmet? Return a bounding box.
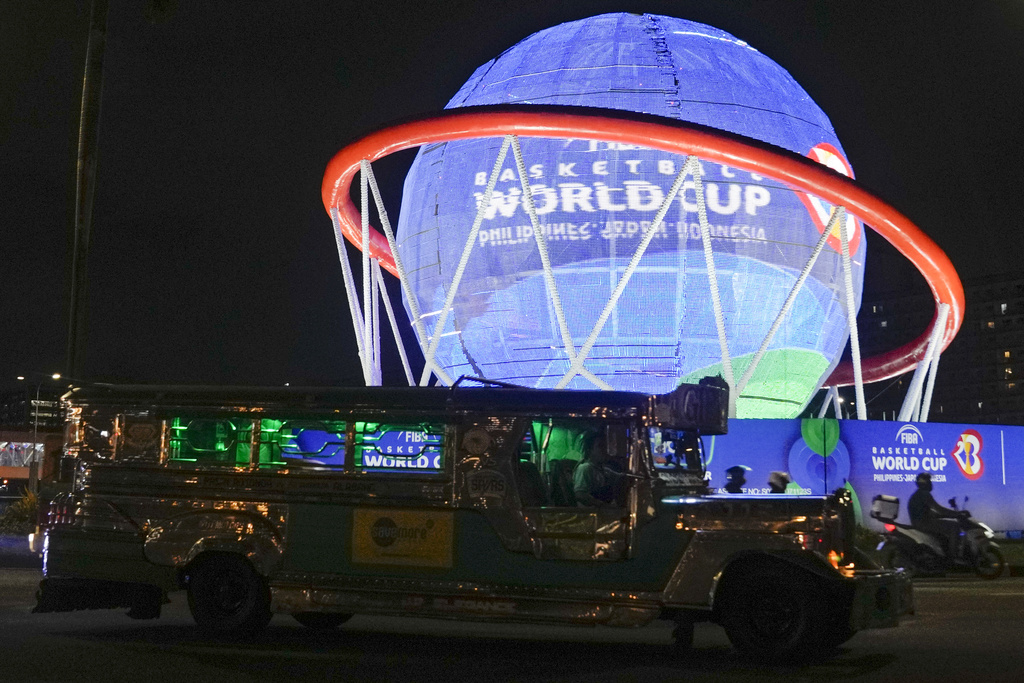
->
[915,472,933,491]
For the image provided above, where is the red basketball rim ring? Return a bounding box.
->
[322,106,964,387]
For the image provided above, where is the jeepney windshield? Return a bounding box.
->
[649,428,704,473]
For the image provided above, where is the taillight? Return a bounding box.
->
[884,523,896,532]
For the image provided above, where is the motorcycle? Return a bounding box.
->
[870,494,1005,579]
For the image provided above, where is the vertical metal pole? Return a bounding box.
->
[919,303,950,423]
[692,161,735,417]
[66,0,110,379]
[360,162,372,382]
[899,304,948,422]
[837,208,867,420]
[31,384,41,489]
[817,387,832,418]
[371,257,381,385]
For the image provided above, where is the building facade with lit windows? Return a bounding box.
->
[858,272,1024,424]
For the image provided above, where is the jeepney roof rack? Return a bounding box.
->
[450,375,528,390]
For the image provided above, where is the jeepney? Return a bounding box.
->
[35,379,909,660]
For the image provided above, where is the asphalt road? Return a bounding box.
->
[0,569,1021,682]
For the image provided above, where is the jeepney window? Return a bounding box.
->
[274,419,347,468]
[523,421,629,506]
[169,417,250,467]
[352,421,444,472]
[649,427,703,472]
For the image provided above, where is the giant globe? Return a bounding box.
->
[395,13,865,418]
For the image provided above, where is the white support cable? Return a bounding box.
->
[692,161,735,416]
[817,387,833,418]
[837,207,866,419]
[735,208,837,395]
[417,136,513,386]
[554,158,694,389]
[330,208,371,384]
[361,159,452,387]
[899,303,948,422]
[508,136,584,387]
[360,161,373,384]
[374,259,416,386]
[371,256,381,385]
[918,303,950,423]
[832,385,843,420]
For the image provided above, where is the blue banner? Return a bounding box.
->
[706,419,1024,534]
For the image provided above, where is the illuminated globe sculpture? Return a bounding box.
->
[393,13,865,417]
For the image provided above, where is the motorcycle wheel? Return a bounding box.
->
[974,546,1005,580]
[885,548,917,578]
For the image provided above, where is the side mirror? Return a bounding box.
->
[948,497,958,510]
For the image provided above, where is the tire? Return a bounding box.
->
[187,554,272,635]
[974,546,1005,580]
[885,548,918,578]
[293,612,353,630]
[719,569,825,662]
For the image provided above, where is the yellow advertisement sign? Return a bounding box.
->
[352,508,454,568]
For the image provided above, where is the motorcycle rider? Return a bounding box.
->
[908,472,964,557]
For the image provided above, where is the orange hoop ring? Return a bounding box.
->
[322,106,963,387]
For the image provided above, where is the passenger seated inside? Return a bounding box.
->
[573,431,624,507]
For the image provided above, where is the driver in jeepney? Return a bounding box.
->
[573,431,624,507]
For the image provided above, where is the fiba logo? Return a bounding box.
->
[951,430,984,480]
[896,424,923,445]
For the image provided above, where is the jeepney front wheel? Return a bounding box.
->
[718,568,825,662]
[187,553,272,635]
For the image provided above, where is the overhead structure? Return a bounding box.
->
[321,14,964,420]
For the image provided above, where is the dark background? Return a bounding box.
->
[3,0,1022,390]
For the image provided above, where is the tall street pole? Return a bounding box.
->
[66,0,110,379]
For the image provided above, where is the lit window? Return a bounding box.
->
[987,321,996,329]
[880,320,888,328]
[978,401,984,410]
[1002,303,1008,314]
[1008,382,1017,390]
[1005,351,1011,359]
[1007,367,1014,378]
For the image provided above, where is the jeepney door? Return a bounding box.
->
[514,420,635,561]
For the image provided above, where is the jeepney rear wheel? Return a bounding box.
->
[719,568,825,662]
[293,612,353,630]
[187,553,272,635]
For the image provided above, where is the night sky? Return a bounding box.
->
[3,1,1023,391]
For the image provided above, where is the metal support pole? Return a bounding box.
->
[899,303,949,422]
[692,161,735,416]
[66,0,110,379]
[918,303,950,423]
[555,158,693,389]
[735,208,836,395]
[837,208,867,420]
[418,137,512,386]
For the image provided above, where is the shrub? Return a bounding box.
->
[0,490,39,535]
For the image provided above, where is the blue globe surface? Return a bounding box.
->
[395,13,865,418]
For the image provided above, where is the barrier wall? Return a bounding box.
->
[706,419,1024,534]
